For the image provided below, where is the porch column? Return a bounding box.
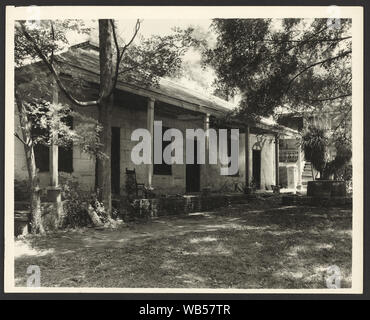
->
[297,138,303,190]
[275,134,279,187]
[47,76,63,225]
[49,79,59,187]
[203,113,210,188]
[147,97,155,188]
[245,125,250,189]
[49,81,59,187]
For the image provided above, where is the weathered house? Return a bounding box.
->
[15,41,301,197]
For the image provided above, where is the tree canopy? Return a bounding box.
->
[201,18,352,141]
[15,20,199,105]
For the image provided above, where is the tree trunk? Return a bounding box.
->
[96,19,114,216]
[97,98,113,216]
[27,147,44,234]
[15,92,44,234]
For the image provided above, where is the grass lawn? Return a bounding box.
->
[14,197,352,289]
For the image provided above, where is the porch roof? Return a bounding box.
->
[18,41,299,137]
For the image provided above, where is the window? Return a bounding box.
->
[33,116,73,173]
[153,126,172,175]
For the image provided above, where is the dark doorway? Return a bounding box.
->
[186,138,200,193]
[252,149,261,189]
[111,127,121,195]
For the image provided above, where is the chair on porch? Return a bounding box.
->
[125,168,146,198]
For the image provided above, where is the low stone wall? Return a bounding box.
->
[307,180,346,197]
[118,194,251,220]
[282,195,352,207]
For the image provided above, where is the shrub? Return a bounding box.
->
[59,173,113,228]
[302,127,329,177]
[302,126,352,180]
[335,163,352,194]
[59,173,99,228]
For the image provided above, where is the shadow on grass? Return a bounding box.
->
[14,204,352,289]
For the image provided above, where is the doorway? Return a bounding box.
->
[252,149,261,189]
[186,138,200,193]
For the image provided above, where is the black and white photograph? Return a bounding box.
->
[3,5,364,294]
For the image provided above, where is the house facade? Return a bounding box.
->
[15,42,300,196]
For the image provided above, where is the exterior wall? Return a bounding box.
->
[14,95,278,194]
[14,105,98,190]
[152,114,203,195]
[14,111,29,181]
[250,134,277,190]
[278,138,303,189]
[279,165,298,189]
[202,133,246,192]
[204,132,277,191]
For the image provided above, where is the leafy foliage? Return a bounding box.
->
[201,18,352,129]
[15,18,199,155]
[15,19,90,67]
[301,126,351,180]
[59,173,112,228]
[302,126,329,175]
[118,26,201,87]
[59,173,92,228]
[17,99,105,158]
[16,19,199,97]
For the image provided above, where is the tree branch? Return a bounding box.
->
[119,19,141,60]
[17,21,99,107]
[285,50,352,94]
[260,36,351,44]
[331,107,352,135]
[308,93,351,103]
[49,21,55,65]
[109,19,140,97]
[14,132,29,146]
[119,41,169,76]
[284,24,332,52]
